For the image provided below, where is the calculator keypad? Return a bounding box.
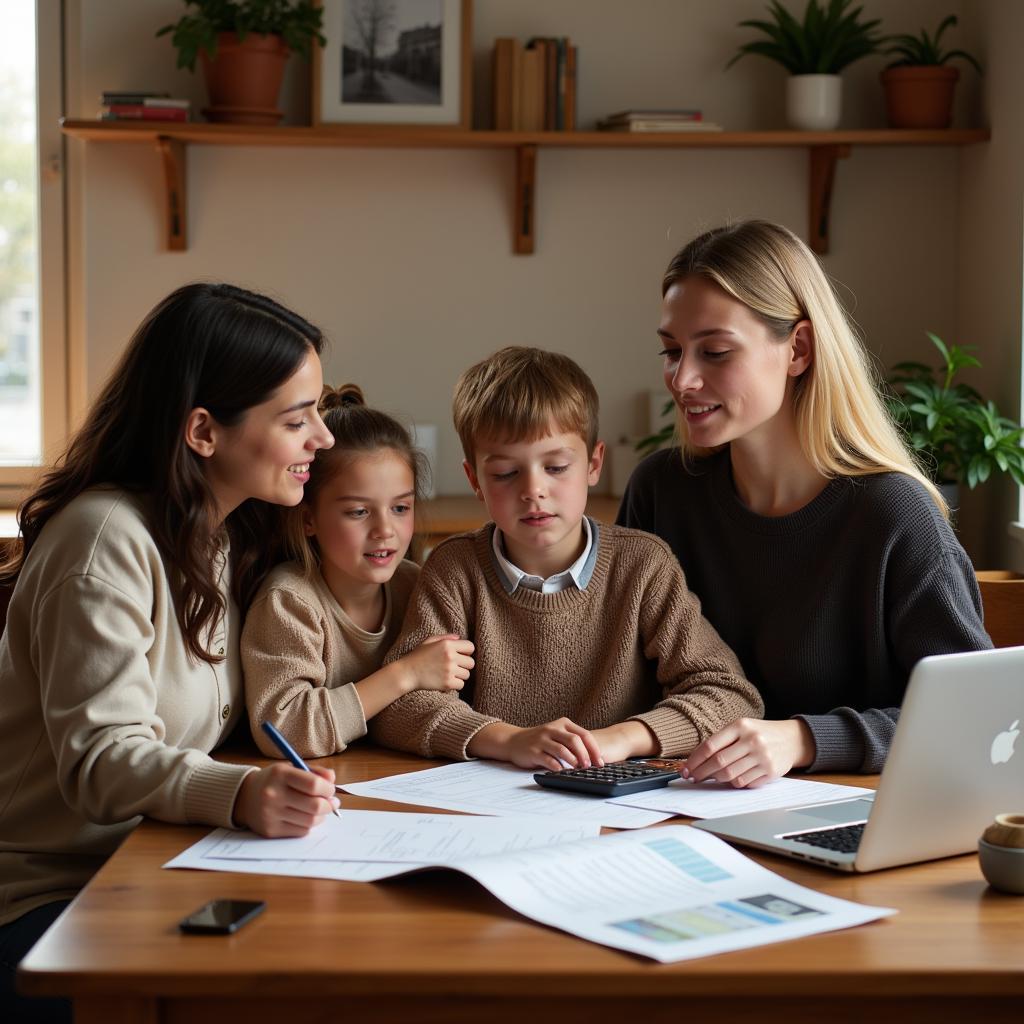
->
[533,760,680,797]
[559,765,667,780]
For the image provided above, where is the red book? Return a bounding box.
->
[103,104,188,121]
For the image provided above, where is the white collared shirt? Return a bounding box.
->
[491,516,594,594]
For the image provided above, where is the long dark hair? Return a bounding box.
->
[286,383,428,574]
[0,282,325,662]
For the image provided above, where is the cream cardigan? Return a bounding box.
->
[0,489,255,925]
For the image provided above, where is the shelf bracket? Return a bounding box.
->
[514,144,537,254]
[155,136,187,251]
[808,144,850,255]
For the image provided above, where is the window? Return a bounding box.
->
[0,0,66,501]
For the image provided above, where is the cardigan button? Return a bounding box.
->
[221,704,230,721]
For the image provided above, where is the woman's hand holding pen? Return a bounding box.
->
[233,763,340,837]
[682,718,816,789]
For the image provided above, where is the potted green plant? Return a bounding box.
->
[636,398,676,457]
[728,0,884,130]
[885,332,1024,508]
[880,15,981,129]
[157,0,325,125]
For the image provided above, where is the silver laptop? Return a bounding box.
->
[693,646,1024,872]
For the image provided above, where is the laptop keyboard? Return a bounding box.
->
[785,822,866,853]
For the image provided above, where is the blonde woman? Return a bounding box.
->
[618,220,991,785]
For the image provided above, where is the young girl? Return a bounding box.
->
[243,385,475,759]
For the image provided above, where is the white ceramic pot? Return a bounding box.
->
[786,74,842,130]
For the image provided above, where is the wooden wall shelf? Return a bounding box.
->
[60,120,989,255]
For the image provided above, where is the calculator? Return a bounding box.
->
[533,758,682,797]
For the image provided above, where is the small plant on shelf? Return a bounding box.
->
[157,1,325,125]
[157,0,325,72]
[727,0,884,75]
[885,332,1024,491]
[882,14,981,72]
[879,15,981,129]
[727,0,885,131]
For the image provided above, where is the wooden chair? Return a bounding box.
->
[976,570,1024,648]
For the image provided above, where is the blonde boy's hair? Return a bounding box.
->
[662,220,948,517]
[453,346,599,464]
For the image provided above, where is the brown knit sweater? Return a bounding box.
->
[370,522,762,760]
[243,560,419,759]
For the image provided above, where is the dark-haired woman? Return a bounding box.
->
[0,283,336,1023]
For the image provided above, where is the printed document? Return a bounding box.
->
[340,760,671,829]
[165,829,406,882]
[445,824,895,961]
[165,811,598,881]
[167,820,894,961]
[610,777,874,819]
[196,810,599,863]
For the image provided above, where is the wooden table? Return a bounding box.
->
[19,747,1024,1023]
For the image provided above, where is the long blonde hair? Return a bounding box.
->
[662,220,947,516]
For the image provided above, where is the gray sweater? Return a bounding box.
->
[617,448,992,772]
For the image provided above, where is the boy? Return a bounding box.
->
[370,347,762,770]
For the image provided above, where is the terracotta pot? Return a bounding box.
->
[200,32,289,125]
[880,65,959,129]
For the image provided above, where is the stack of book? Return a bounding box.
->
[597,110,723,133]
[493,37,577,132]
[99,92,191,122]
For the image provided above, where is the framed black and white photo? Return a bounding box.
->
[314,0,471,127]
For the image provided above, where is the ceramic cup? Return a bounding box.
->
[978,813,1024,894]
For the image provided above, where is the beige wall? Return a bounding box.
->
[956,0,1024,568]
[66,2,1000,538]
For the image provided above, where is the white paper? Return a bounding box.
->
[165,819,894,961]
[610,776,874,819]
[164,828,409,882]
[341,760,672,829]
[448,824,895,962]
[201,810,600,864]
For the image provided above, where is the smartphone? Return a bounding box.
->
[533,758,682,797]
[178,899,266,935]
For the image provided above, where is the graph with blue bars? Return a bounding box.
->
[644,836,732,882]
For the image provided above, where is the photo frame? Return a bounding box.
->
[313,0,472,128]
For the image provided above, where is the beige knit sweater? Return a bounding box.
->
[370,523,762,760]
[242,560,419,759]
[0,489,255,926]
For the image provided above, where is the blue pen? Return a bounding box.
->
[261,721,341,818]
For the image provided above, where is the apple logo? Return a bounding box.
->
[990,720,1020,765]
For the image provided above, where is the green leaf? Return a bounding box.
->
[926,330,951,362]
[942,49,983,73]
[902,380,937,401]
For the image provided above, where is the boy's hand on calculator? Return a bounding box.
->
[471,718,604,772]
[590,721,658,764]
